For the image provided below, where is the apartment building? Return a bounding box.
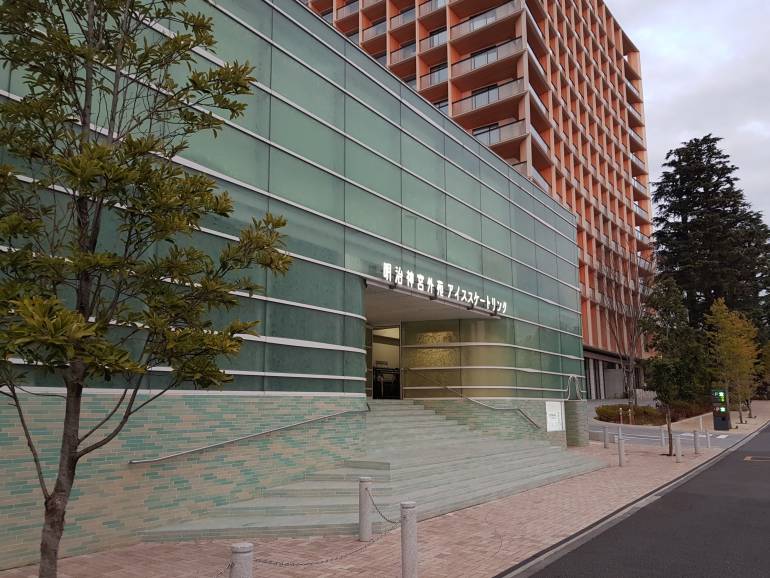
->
[302,0,653,398]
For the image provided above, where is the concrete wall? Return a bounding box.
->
[0,392,365,569]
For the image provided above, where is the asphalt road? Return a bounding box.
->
[588,423,740,449]
[531,423,770,578]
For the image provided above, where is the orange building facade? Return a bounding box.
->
[300,0,653,399]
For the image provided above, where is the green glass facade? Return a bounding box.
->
[0,0,584,399]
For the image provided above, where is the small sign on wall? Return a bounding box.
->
[545,401,565,432]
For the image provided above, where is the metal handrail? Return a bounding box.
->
[128,407,369,465]
[442,384,541,429]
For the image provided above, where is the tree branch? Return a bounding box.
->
[7,383,50,499]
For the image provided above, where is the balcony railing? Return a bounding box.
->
[473,119,526,147]
[452,78,525,115]
[529,87,548,117]
[527,46,546,80]
[450,0,522,40]
[419,0,446,17]
[632,178,647,195]
[627,104,643,125]
[629,128,644,148]
[391,7,415,28]
[635,229,651,245]
[336,0,359,19]
[532,170,550,193]
[451,37,523,77]
[362,20,387,41]
[421,66,448,88]
[391,42,416,64]
[631,152,645,171]
[625,77,641,99]
[362,0,383,7]
[637,256,653,272]
[531,127,549,153]
[420,29,447,51]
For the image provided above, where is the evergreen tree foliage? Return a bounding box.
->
[653,134,770,327]
[641,278,709,455]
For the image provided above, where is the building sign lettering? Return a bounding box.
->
[382,262,508,314]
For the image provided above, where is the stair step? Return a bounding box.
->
[141,397,605,543]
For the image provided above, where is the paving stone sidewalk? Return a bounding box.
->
[0,440,722,578]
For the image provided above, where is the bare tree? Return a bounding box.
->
[599,244,650,405]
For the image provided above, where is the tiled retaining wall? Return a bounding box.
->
[420,399,568,446]
[0,392,366,569]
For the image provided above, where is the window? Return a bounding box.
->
[434,99,449,115]
[321,10,333,23]
[426,27,447,49]
[374,52,387,66]
[471,84,500,109]
[427,63,448,85]
[470,45,499,70]
[405,76,417,89]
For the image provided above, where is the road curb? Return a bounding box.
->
[493,421,770,578]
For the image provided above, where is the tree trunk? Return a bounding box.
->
[748,399,754,419]
[666,407,673,457]
[39,373,83,578]
[738,398,744,425]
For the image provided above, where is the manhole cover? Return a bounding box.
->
[743,456,770,462]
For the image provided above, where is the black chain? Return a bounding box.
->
[366,488,401,525]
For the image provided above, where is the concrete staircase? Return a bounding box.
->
[145,399,604,540]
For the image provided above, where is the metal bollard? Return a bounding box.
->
[359,477,373,542]
[693,430,700,455]
[229,543,253,578]
[603,425,609,449]
[618,437,626,467]
[699,415,704,432]
[706,431,712,449]
[660,426,666,448]
[675,435,682,463]
[401,501,418,578]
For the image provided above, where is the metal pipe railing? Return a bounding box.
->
[128,407,369,465]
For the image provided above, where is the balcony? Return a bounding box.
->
[527,46,547,90]
[637,256,654,275]
[362,0,384,8]
[529,87,548,120]
[419,29,448,65]
[532,169,550,194]
[635,229,652,247]
[630,152,647,176]
[450,1,523,54]
[448,0,510,19]
[336,0,359,21]
[627,104,643,127]
[362,20,387,43]
[391,6,415,30]
[390,42,416,76]
[629,127,644,152]
[451,38,524,90]
[632,178,647,198]
[530,126,549,155]
[452,77,526,126]
[419,65,448,100]
[420,0,446,16]
[473,119,527,159]
[625,77,642,103]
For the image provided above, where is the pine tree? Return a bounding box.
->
[653,135,770,327]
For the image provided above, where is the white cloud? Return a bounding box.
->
[607,0,770,221]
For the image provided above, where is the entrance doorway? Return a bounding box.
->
[372,327,400,399]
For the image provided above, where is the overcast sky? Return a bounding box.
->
[606,0,770,222]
